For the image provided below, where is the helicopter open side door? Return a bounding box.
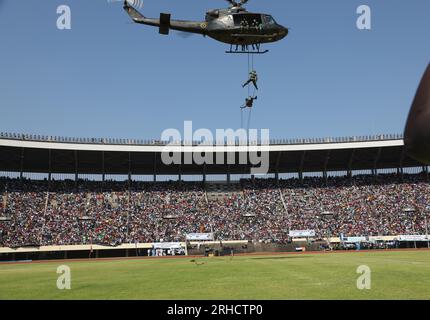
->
[233,13,263,28]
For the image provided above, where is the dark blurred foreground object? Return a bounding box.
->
[404,63,430,164]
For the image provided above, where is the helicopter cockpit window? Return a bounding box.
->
[233,14,263,28]
[206,10,219,19]
[263,15,276,25]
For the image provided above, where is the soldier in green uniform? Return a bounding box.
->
[242,70,258,90]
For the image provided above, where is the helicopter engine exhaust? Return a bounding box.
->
[159,13,171,35]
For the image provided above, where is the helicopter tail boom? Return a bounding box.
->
[124,2,206,36]
[123,2,166,33]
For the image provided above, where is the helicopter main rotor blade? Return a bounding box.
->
[404,63,430,163]
[225,0,248,8]
[225,0,239,7]
[175,31,194,39]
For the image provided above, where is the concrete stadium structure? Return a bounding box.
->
[1,132,429,260]
[0,132,427,181]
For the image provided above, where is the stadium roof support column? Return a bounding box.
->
[19,147,24,180]
[128,152,132,187]
[203,164,206,184]
[74,150,78,189]
[398,147,406,180]
[178,163,182,183]
[48,149,52,185]
[323,150,331,183]
[102,151,105,184]
[373,147,382,177]
[275,152,282,182]
[299,151,306,181]
[347,149,355,179]
[227,165,231,184]
[153,152,157,183]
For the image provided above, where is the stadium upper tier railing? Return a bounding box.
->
[0,132,404,146]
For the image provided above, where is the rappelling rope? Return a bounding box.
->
[248,53,255,130]
[241,107,244,129]
[240,52,256,131]
[247,53,251,97]
[251,53,254,73]
[247,106,253,132]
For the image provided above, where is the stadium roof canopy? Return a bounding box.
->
[0,133,425,179]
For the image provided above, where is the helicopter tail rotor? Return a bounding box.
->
[110,0,146,22]
[107,0,144,10]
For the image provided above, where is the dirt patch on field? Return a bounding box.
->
[1,248,429,266]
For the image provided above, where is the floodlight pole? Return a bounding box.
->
[184,238,189,256]
[404,207,418,249]
[321,213,333,250]
[411,211,417,249]
[2,187,6,214]
[326,221,331,249]
[425,216,429,249]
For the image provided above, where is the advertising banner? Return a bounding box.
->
[186,233,214,241]
[343,236,367,243]
[288,230,316,238]
[398,235,429,242]
[152,242,183,249]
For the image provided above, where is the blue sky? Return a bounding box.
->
[0,0,429,141]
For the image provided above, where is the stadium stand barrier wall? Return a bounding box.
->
[1,133,429,261]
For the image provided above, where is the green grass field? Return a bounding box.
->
[0,250,429,300]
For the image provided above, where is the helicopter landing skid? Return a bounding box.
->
[226,44,269,54]
[225,49,269,54]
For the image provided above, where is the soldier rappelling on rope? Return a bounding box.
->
[241,96,257,109]
[242,70,258,90]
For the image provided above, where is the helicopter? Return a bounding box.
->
[404,63,430,164]
[119,0,288,54]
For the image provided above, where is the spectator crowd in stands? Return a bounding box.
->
[0,173,429,248]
